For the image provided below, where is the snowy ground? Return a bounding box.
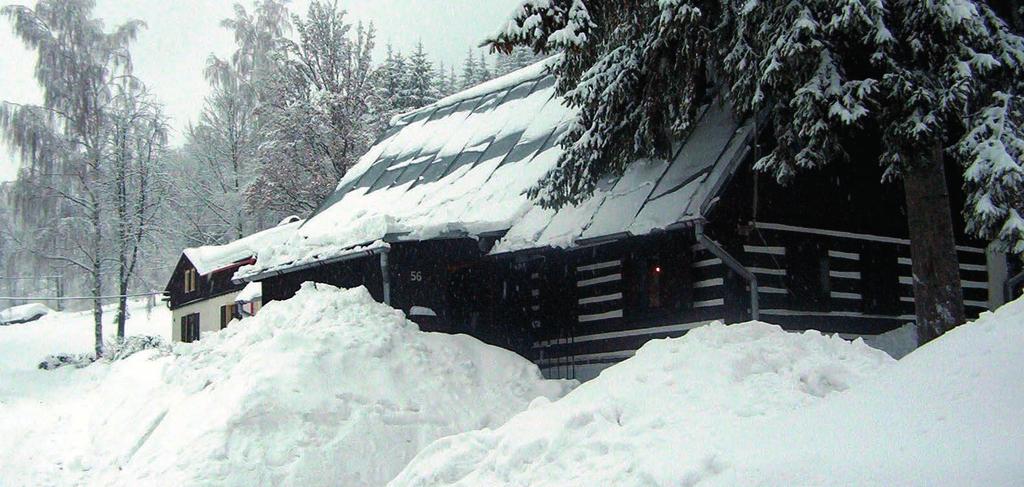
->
[0,299,169,399]
[393,300,1024,486]
[0,284,570,486]
[1,289,1021,486]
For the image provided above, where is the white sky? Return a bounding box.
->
[0,0,521,181]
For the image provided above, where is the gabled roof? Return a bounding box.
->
[182,216,303,276]
[236,58,753,281]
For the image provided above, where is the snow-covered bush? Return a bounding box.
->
[37,353,96,370]
[103,335,168,362]
[36,336,167,371]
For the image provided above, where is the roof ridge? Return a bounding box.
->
[389,54,561,127]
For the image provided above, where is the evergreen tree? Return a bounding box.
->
[435,60,452,96]
[497,45,540,75]
[379,43,407,108]
[461,48,478,89]
[403,41,440,109]
[489,0,1024,344]
[476,52,492,84]
[495,48,514,76]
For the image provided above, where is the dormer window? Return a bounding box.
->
[184,268,198,293]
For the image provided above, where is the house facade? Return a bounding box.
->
[233,59,1018,380]
[164,217,300,342]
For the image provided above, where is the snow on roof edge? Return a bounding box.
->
[182,219,304,276]
[233,239,391,283]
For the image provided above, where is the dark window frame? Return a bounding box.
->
[860,243,901,315]
[180,313,200,343]
[785,238,831,311]
[623,240,693,320]
[219,304,238,329]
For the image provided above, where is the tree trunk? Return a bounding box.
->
[116,128,128,340]
[117,281,128,339]
[903,147,965,345]
[92,203,105,358]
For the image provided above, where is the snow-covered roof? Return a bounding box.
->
[237,58,753,280]
[183,217,303,276]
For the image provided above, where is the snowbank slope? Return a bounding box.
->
[714,297,1024,486]
[393,302,1024,486]
[0,284,571,486]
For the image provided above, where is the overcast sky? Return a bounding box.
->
[0,0,521,181]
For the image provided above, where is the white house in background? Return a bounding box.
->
[163,217,302,342]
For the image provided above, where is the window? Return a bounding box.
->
[180,313,200,343]
[220,304,239,329]
[786,239,830,311]
[626,251,691,315]
[184,268,198,293]
[861,244,900,314]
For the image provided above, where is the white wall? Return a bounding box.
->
[170,292,241,342]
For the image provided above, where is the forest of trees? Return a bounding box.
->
[0,0,541,355]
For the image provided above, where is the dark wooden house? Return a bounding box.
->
[234,60,1016,380]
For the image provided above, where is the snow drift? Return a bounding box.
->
[391,322,894,486]
[393,300,1024,486]
[0,284,571,486]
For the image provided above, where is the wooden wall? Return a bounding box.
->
[522,231,740,380]
[733,222,991,335]
[260,255,385,304]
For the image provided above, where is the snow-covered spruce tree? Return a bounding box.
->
[0,0,144,356]
[489,0,1024,344]
[403,41,442,109]
[496,45,543,76]
[448,65,459,94]
[460,48,479,89]
[435,60,450,96]
[475,52,493,85]
[378,43,408,113]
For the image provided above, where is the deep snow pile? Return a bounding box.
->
[393,301,1024,486]
[392,322,894,486]
[0,284,571,487]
